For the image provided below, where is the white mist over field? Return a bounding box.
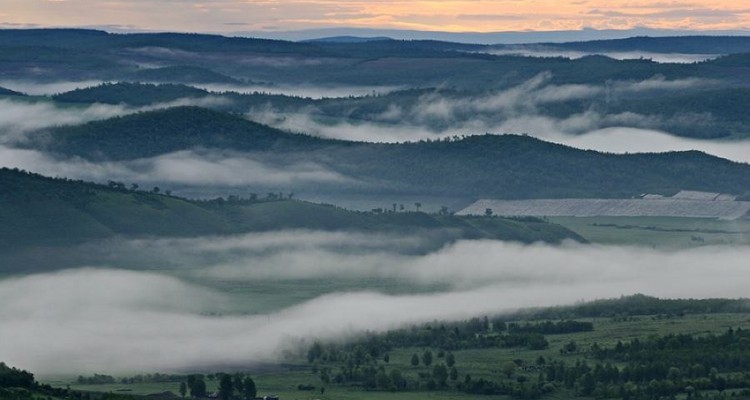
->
[1,236,749,375]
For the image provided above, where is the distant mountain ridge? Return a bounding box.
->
[304,36,394,43]
[243,27,750,44]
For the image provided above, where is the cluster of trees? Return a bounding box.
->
[0,362,92,400]
[76,374,116,384]
[507,320,594,335]
[0,363,34,390]
[306,317,591,357]
[520,294,750,320]
[77,372,187,385]
[304,318,599,394]
[314,348,459,392]
[199,192,295,205]
[456,327,750,399]
[180,373,256,400]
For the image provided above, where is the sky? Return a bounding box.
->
[1,0,750,34]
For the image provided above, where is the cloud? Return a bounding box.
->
[0,96,231,143]
[0,80,107,96]
[0,146,353,187]
[1,239,750,374]
[193,82,400,99]
[478,48,720,63]
[251,74,750,164]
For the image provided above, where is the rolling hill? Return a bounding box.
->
[0,168,583,271]
[33,107,750,199]
[52,82,211,106]
[5,28,750,89]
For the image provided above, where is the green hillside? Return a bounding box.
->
[35,107,750,199]
[53,82,210,106]
[129,65,241,84]
[39,106,329,159]
[0,86,22,96]
[0,168,582,271]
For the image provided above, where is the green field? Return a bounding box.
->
[45,312,750,400]
[550,216,750,248]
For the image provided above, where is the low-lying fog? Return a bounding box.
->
[1,232,749,375]
[477,49,719,64]
[253,74,750,164]
[193,83,401,99]
[0,79,399,100]
[0,146,354,187]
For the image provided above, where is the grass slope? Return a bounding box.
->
[0,168,582,270]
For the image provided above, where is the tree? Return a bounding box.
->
[389,369,405,390]
[414,202,422,212]
[242,377,257,400]
[189,377,207,398]
[411,353,419,367]
[502,361,517,378]
[450,367,458,381]
[179,382,187,398]
[422,350,433,367]
[433,364,448,387]
[446,352,455,367]
[383,354,390,364]
[218,374,233,400]
[485,208,494,216]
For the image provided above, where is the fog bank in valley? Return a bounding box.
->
[477,49,719,64]
[194,83,401,99]
[0,97,231,142]
[252,74,750,164]
[1,235,749,375]
[0,146,353,187]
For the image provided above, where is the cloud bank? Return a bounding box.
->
[0,96,232,143]
[1,237,749,375]
[252,74,750,164]
[479,49,719,64]
[0,146,352,187]
[195,83,401,99]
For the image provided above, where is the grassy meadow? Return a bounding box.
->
[550,216,750,248]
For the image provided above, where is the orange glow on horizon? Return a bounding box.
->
[1,0,749,33]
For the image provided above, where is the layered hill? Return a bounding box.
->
[5,29,750,88]
[0,168,583,271]
[52,82,211,106]
[32,107,750,199]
